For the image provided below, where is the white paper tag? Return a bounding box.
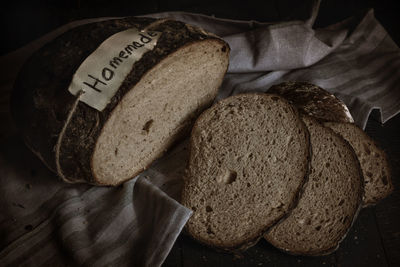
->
[68,28,161,111]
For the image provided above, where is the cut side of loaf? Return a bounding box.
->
[265,115,363,256]
[182,93,310,251]
[324,122,393,206]
[92,40,229,184]
[268,81,354,123]
[11,18,229,185]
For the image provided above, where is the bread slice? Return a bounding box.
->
[324,122,393,206]
[265,115,363,256]
[11,18,229,185]
[268,81,354,123]
[181,93,310,251]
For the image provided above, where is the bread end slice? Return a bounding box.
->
[268,81,354,123]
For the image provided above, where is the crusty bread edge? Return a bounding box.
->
[181,93,312,253]
[264,117,365,256]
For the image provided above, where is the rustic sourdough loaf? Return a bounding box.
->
[268,81,354,123]
[181,93,310,251]
[265,115,363,256]
[11,17,230,185]
[324,122,393,206]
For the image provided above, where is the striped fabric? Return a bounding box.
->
[0,136,190,267]
[1,1,399,266]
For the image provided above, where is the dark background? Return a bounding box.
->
[1,1,399,266]
[1,0,399,55]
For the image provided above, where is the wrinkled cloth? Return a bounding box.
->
[149,4,400,129]
[1,0,399,266]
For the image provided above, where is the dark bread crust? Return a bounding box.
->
[11,17,229,184]
[268,81,354,123]
[182,93,311,253]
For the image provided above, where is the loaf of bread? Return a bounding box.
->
[11,17,230,185]
[265,115,363,255]
[324,122,393,206]
[181,93,310,251]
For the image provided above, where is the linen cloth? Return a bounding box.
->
[1,0,399,266]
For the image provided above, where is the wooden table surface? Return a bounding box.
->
[1,1,399,266]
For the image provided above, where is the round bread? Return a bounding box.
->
[268,81,354,123]
[181,93,310,251]
[11,17,229,185]
[265,115,363,256]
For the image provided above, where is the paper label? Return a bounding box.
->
[68,28,161,111]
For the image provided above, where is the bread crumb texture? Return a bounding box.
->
[182,94,309,249]
[325,122,393,206]
[265,116,363,255]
